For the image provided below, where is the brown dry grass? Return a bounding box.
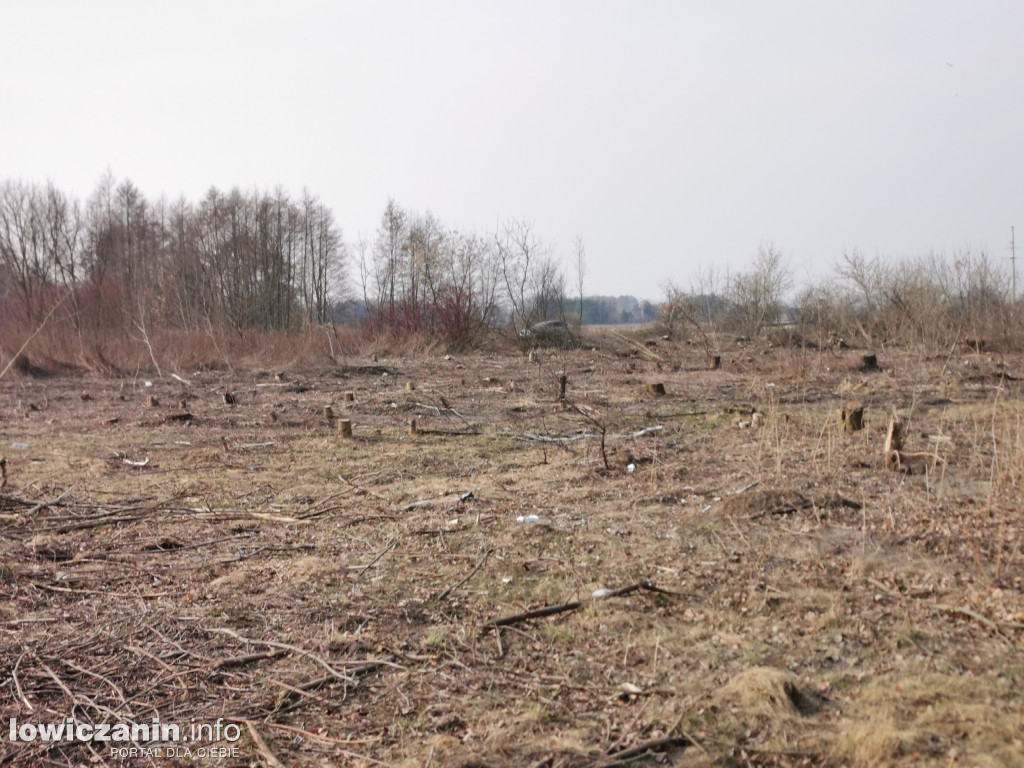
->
[1,333,1022,767]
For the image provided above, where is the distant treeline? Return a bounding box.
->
[0,176,601,349]
[0,174,343,336]
[3,175,1019,360]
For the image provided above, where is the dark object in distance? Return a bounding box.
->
[519,320,578,347]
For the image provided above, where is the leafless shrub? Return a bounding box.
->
[725,244,792,338]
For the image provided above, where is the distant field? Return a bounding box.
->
[2,336,1022,767]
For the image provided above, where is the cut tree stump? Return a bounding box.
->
[884,413,909,471]
[861,353,879,371]
[338,419,353,438]
[840,401,864,432]
[648,382,666,396]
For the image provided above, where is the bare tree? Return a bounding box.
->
[495,218,542,330]
[372,199,407,317]
[0,180,46,323]
[728,244,791,337]
[573,235,587,329]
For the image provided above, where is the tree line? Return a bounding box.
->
[4,174,1018,359]
[0,176,592,351]
[0,174,344,338]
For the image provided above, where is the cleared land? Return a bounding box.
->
[1,333,1023,767]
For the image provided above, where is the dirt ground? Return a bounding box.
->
[2,333,1023,767]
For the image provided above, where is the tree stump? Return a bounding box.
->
[711,355,722,370]
[406,381,416,391]
[409,418,418,435]
[323,406,334,423]
[558,373,568,402]
[648,382,666,396]
[840,401,864,432]
[884,414,905,470]
[343,391,355,402]
[861,353,879,371]
[338,419,353,438]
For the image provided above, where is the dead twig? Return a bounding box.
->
[435,548,492,602]
[206,627,354,684]
[483,582,680,631]
[12,652,32,711]
[25,487,74,516]
[243,720,286,768]
[601,734,692,764]
[355,538,397,578]
[932,603,1018,646]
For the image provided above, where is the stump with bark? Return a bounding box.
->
[648,382,666,396]
[840,401,864,432]
[884,414,905,470]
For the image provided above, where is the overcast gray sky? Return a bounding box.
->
[2,1,1021,299]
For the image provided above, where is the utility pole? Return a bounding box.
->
[1012,226,1017,302]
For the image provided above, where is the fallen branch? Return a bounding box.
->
[618,425,664,439]
[435,548,492,602]
[519,432,599,443]
[212,544,315,564]
[516,426,664,444]
[354,539,397,577]
[243,720,286,768]
[932,603,1018,646]
[604,734,692,763]
[483,581,680,631]
[206,627,354,683]
[338,474,390,502]
[25,487,75,516]
[212,649,289,670]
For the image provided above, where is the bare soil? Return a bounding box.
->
[2,335,1023,767]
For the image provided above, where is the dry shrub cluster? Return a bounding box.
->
[809,250,1021,353]
[661,248,1023,359]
